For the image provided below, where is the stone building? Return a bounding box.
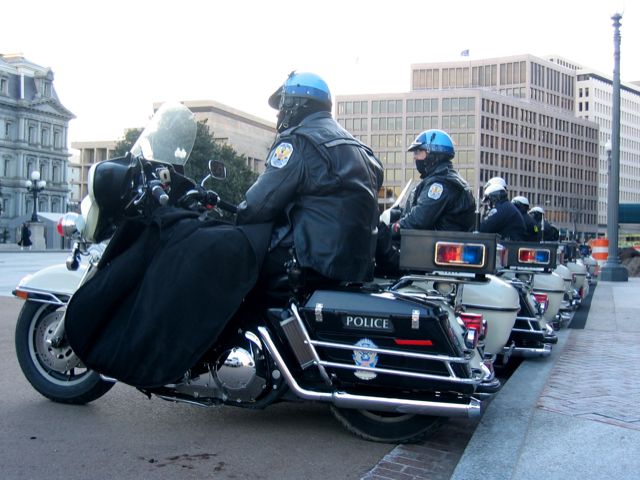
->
[0,53,75,245]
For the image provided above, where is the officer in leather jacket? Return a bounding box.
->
[375,129,475,274]
[529,206,560,241]
[480,182,526,240]
[512,196,540,241]
[236,72,384,283]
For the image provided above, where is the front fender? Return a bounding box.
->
[13,264,87,304]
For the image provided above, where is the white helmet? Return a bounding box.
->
[484,182,506,197]
[529,206,545,215]
[512,196,530,208]
[484,176,507,191]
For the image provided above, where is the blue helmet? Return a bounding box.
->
[407,129,455,159]
[268,71,332,110]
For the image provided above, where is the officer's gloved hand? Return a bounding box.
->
[389,208,402,224]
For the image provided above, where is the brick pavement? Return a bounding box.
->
[538,329,640,431]
[361,417,479,480]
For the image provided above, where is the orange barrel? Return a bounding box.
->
[590,238,609,272]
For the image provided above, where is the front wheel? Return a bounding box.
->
[15,301,114,404]
[330,406,445,443]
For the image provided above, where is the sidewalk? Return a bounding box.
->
[451,277,640,480]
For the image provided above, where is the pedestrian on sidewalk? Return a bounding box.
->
[18,223,32,250]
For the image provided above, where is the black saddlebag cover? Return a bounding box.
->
[65,207,271,388]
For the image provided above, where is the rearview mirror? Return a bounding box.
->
[209,160,227,180]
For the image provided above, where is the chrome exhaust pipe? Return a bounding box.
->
[505,344,552,358]
[257,326,482,419]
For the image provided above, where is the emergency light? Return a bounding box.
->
[518,248,551,264]
[435,242,485,268]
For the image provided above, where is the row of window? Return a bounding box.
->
[3,119,64,149]
[339,97,474,116]
[1,156,65,182]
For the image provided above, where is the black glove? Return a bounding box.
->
[389,207,402,223]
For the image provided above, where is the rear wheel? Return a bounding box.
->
[15,301,114,404]
[330,406,445,443]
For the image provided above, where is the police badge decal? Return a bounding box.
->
[352,338,379,380]
[269,142,293,168]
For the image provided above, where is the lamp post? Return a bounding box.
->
[25,170,46,223]
[600,13,628,282]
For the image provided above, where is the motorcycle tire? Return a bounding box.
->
[330,406,445,443]
[15,300,114,404]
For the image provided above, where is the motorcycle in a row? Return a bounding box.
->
[12,103,594,444]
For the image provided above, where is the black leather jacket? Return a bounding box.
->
[399,161,476,231]
[236,111,384,282]
[480,199,526,240]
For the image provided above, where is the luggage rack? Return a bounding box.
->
[280,303,485,387]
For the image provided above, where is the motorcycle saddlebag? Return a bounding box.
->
[298,289,475,394]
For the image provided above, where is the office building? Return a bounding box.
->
[336,54,601,237]
[547,55,640,232]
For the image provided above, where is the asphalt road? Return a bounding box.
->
[0,255,393,480]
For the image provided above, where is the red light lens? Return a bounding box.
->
[460,312,485,338]
[533,293,549,310]
[56,218,64,237]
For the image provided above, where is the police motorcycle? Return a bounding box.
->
[498,242,560,357]
[561,241,590,300]
[379,182,520,371]
[13,102,496,444]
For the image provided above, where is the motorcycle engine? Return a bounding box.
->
[213,331,269,403]
[172,330,271,405]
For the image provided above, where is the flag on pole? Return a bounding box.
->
[461,49,470,57]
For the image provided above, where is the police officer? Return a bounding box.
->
[512,196,540,241]
[528,206,560,241]
[236,71,384,282]
[375,129,475,274]
[395,129,476,231]
[479,182,526,240]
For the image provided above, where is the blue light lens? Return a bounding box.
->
[535,250,550,263]
[462,245,484,265]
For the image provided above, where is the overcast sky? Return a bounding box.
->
[2,0,638,142]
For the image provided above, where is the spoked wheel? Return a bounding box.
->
[330,406,445,443]
[15,301,113,404]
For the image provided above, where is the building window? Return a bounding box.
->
[4,121,11,139]
[28,125,37,144]
[0,77,7,95]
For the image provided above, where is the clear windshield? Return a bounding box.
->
[130,102,197,166]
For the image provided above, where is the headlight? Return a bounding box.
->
[56,213,85,238]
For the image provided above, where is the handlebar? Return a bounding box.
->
[149,180,169,206]
[177,187,237,213]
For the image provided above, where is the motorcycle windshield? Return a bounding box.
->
[130,102,197,166]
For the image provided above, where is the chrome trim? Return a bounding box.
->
[318,360,484,385]
[290,303,332,385]
[506,344,552,358]
[100,375,118,383]
[257,326,482,418]
[310,339,471,363]
[532,287,565,294]
[155,394,212,408]
[13,287,69,306]
[462,303,520,312]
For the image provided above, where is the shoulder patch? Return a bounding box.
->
[268,142,294,168]
[427,182,444,200]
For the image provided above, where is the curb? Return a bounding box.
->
[449,328,571,480]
